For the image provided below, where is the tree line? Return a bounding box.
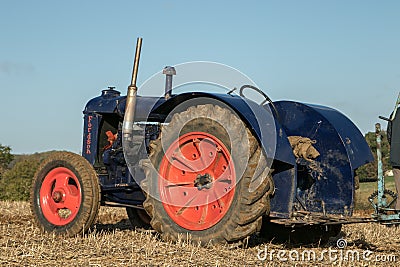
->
[0,144,49,201]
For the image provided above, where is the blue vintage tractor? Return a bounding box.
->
[30,38,374,244]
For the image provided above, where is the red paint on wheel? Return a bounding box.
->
[159,132,236,230]
[39,167,82,225]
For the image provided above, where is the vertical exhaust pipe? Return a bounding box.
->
[123,37,142,140]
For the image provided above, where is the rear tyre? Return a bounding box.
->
[30,151,100,236]
[141,104,274,244]
[126,207,151,229]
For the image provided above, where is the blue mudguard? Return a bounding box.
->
[271,101,374,217]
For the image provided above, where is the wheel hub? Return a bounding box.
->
[52,191,64,203]
[194,173,213,190]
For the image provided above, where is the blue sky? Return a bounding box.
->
[1,0,400,154]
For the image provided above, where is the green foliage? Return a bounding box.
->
[356,131,390,182]
[0,144,14,177]
[10,151,54,168]
[0,159,40,201]
[0,150,56,201]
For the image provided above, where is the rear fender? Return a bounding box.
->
[272,101,374,216]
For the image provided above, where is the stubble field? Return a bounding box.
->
[1,201,400,267]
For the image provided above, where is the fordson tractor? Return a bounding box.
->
[30,38,375,244]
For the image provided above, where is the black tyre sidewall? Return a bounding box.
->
[126,207,151,229]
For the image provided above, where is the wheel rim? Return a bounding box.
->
[159,132,236,230]
[39,167,82,226]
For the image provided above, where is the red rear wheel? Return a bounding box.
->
[141,104,273,244]
[159,132,236,230]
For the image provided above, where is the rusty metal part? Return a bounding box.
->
[368,189,397,210]
[269,211,375,227]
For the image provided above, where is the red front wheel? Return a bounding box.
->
[30,152,100,236]
[39,167,82,225]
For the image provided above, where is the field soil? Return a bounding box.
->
[1,201,400,266]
